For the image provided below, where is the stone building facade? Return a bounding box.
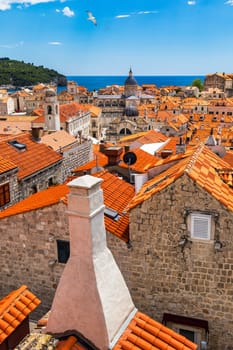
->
[1,154,233,349]
[0,201,68,318]
[109,174,233,350]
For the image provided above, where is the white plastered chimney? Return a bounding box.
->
[45,175,135,350]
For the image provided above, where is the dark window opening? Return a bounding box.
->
[47,105,52,114]
[0,183,10,207]
[57,240,70,263]
[179,329,195,342]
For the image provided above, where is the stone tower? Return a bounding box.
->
[44,89,60,132]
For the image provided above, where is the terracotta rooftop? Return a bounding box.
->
[114,311,197,350]
[0,156,17,174]
[0,285,41,345]
[0,171,134,242]
[41,130,77,151]
[120,148,159,172]
[0,133,62,180]
[127,144,233,211]
[131,130,168,147]
[34,311,197,350]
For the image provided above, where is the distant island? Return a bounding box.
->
[0,57,67,88]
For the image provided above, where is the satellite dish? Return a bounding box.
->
[123,151,137,165]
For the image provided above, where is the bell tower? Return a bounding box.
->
[44,89,60,132]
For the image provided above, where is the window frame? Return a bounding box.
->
[190,213,212,240]
[56,239,70,264]
[0,182,10,207]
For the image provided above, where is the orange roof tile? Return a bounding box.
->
[0,285,40,344]
[132,130,168,146]
[52,311,197,350]
[114,311,197,350]
[41,130,77,151]
[0,133,62,180]
[127,145,233,212]
[0,156,17,174]
[0,183,69,218]
[0,171,134,242]
[119,148,159,172]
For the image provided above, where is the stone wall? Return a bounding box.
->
[61,140,92,181]
[108,174,233,350]
[1,172,233,349]
[19,162,63,200]
[0,202,69,318]
[0,170,19,210]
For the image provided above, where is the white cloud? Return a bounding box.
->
[133,10,158,15]
[115,14,131,18]
[115,10,158,19]
[225,0,233,5]
[62,6,74,17]
[0,0,56,11]
[0,41,24,48]
[187,1,196,5]
[48,41,62,45]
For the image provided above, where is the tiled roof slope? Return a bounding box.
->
[114,311,197,350]
[0,156,17,174]
[41,130,77,151]
[0,285,41,344]
[120,148,159,172]
[0,171,134,241]
[131,130,168,148]
[0,183,69,219]
[127,144,233,211]
[32,311,196,350]
[0,133,62,180]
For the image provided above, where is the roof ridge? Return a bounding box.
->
[185,143,205,174]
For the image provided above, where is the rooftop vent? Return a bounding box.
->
[8,140,26,151]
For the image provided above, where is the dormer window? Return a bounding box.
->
[199,115,204,121]
[212,116,217,122]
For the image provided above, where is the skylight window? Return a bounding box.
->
[104,207,120,221]
[8,140,26,151]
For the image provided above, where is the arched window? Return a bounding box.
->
[47,105,52,114]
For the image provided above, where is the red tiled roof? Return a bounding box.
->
[0,156,17,174]
[0,171,134,242]
[51,311,197,350]
[0,183,69,218]
[120,148,159,172]
[0,133,62,180]
[114,311,197,350]
[127,145,233,212]
[0,285,41,344]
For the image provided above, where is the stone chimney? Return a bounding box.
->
[45,175,135,350]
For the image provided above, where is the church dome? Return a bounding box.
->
[124,68,138,86]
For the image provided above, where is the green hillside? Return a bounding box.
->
[0,57,67,87]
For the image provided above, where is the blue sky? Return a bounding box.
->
[1,0,233,76]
